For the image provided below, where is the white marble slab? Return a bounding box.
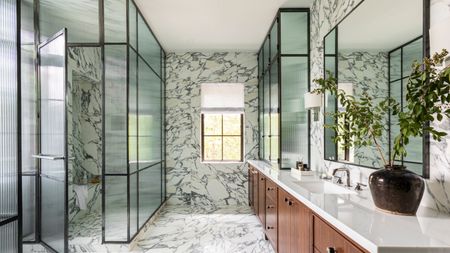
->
[249,160,450,253]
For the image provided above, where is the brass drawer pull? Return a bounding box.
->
[267,187,275,191]
[267,205,275,209]
[267,226,275,230]
[327,247,336,253]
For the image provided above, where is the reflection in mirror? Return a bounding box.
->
[323,0,426,175]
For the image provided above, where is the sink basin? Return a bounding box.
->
[294,181,356,195]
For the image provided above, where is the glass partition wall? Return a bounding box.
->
[0,0,22,252]
[18,0,166,251]
[258,9,310,169]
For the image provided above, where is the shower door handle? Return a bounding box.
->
[32,154,65,160]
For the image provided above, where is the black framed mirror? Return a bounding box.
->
[323,0,430,178]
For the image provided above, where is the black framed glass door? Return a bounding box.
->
[36,29,68,253]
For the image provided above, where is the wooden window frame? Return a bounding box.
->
[201,113,244,162]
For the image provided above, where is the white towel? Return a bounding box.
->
[74,184,88,210]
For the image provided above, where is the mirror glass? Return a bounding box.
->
[323,0,427,176]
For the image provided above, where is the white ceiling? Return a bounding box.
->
[134,0,314,52]
[339,0,423,51]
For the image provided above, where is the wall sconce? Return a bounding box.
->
[304,92,322,121]
[430,16,450,68]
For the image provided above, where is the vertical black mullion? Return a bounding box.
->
[307,10,311,167]
[100,0,106,244]
[160,49,163,203]
[241,114,244,162]
[16,0,23,251]
[63,29,69,253]
[334,27,339,160]
[400,47,404,166]
[221,115,224,161]
[33,0,41,244]
[135,9,140,231]
[125,0,131,242]
[388,51,392,163]
[277,14,281,168]
[422,0,430,178]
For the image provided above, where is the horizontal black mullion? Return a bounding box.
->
[204,135,241,137]
[0,216,18,226]
[67,43,102,47]
[104,173,128,176]
[324,54,337,57]
[130,161,163,175]
[280,54,309,57]
[203,160,243,163]
[136,53,162,80]
[104,42,127,45]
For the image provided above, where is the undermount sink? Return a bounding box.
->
[294,181,356,195]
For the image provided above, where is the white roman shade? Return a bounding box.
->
[201,83,244,113]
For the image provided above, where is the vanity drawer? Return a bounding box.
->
[313,215,367,253]
[266,178,277,201]
[265,196,278,250]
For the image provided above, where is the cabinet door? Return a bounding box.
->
[258,174,266,226]
[266,196,278,250]
[252,169,259,215]
[291,200,311,253]
[278,188,291,253]
[248,167,253,208]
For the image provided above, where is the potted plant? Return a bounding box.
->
[313,50,450,215]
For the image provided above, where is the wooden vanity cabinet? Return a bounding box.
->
[248,165,368,253]
[278,187,312,253]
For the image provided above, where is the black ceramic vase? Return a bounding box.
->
[369,165,425,216]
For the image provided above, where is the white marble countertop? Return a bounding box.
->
[248,160,450,253]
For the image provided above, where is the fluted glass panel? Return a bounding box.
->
[1,0,18,223]
[138,164,162,227]
[22,176,36,241]
[0,221,18,253]
[105,0,126,43]
[281,57,308,168]
[138,58,161,167]
[105,176,127,241]
[129,48,138,173]
[259,79,264,159]
[270,60,279,165]
[39,0,99,43]
[390,49,401,81]
[324,29,335,55]
[129,1,137,49]
[270,20,278,61]
[263,36,270,71]
[130,172,138,237]
[105,45,127,174]
[263,72,270,161]
[138,15,161,76]
[402,38,422,78]
[41,177,65,252]
[281,12,308,54]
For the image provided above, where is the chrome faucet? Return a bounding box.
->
[332,168,351,187]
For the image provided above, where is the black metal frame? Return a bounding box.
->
[101,0,167,245]
[36,28,69,253]
[200,114,244,163]
[321,0,430,178]
[257,8,311,170]
[15,0,167,251]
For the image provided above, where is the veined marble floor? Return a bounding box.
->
[134,205,274,253]
[23,205,274,253]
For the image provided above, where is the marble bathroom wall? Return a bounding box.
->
[310,0,450,213]
[165,52,258,209]
[337,51,389,168]
[67,47,103,222]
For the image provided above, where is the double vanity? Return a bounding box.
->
[248,160,450,253]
